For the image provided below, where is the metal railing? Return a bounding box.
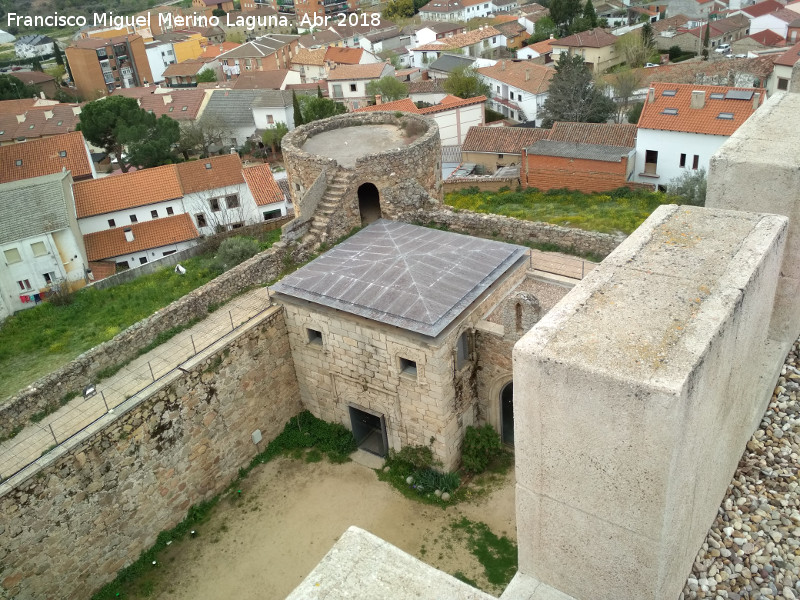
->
[0,290,274,485]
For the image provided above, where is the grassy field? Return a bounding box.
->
[445,186,692,235]
[0,231,280,401]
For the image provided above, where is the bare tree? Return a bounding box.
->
[183,185,260,235]
[608,68,644,123]
[178,116,233,159]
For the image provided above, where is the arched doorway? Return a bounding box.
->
[358,183,381,225]
[501,382,514,446]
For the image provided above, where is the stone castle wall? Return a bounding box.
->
[0,307,302,600]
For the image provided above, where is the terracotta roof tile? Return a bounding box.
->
[7,71,55,86]
[476,61,554,94]
[462,125,549,153]
[552,27,617,48]
[292,47,326,66]
[353,94,485,114]
[0,131,92,183]
[528,38,556,53]
[548,121,637,147]
[419,0,464,13]
[175,154,244,195]
[748,29,786,46]
[242,163,283,206]
[74,164,183,218]
[638,82,763,136]
[113,88,205,120]
[324,46,364,64]
[774,40,800,65]
[231,70,292,89]
[163,59,210,77]
[432,26,503,49]
[327,63,390,80]
[200,42,242,58]
[742,0,784,17]
[84,213,199,261]
[0,99,38,114]
[353,98,419,113]
[653,14,689,32]
[0,103,81,144]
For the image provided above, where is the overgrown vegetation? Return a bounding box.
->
[213,236,261,271]
[451,517,518,588]
[378,445,463,505]
[461,425,503,475]
[0,233,280,401]
[445,186,691,234]
[91,411,355,600]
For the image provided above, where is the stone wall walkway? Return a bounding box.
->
[0,288,272,482]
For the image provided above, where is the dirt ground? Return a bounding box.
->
[146,454,517,599]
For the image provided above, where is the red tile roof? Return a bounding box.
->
[292,47,326,66]
[528,38,556,54]
[231,70,292,89]
[747,29,786,46]
[0,103,81,144]
[476,61,554,94]
[353,94,485,114]
[548,121,637,147]
[0,131,92,184]
[774,40,800,65]
[324,46,364,64]
[327,63,389,80]
[242,163,283,206]
[200,42,241,58]
[462,125,549,153]
[7,71,55,86]
[163,59,210,78]
[112,88,206,120]
[742,0,785,17]
[175,153,244,194]
[552,27,617,48]
[638,82,763,136]
[84,213,199,261]
[73,164,183,218]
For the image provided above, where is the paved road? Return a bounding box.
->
[0,288,272,481]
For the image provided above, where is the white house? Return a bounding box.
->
[360,27,408,54]
[242,163,291,222]
[327,62,395,111]
[291,47,327,83]
[354,93,486,145]
[0,172,88,318]
[768,41,800,94]
[748,8,798,39]
[14,35,55,59]
[476,59,554,124]
[250,90,295,130]
[144,39,177,84]
[412,23,467,47]
[418,0,466,22]
[462,0,495,20]
[633,83,764,187]
[411,26,507,67]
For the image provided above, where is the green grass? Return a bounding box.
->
[445,186,690,235]
[91,411,355,600]
[0,231,282,402]
[451,517,518,588]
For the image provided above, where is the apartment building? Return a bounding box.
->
[65,35,154,100]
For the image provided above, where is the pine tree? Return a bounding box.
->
[583,0,598,28]
[53,43,64,66]
[31,57,43,72]
[702,22,710,60]
[317,85,322,98]
[292,91,303,127]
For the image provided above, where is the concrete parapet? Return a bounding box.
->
[512,205,788,600]
[707,91,800,351]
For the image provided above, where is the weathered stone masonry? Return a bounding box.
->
[0,307,302,600]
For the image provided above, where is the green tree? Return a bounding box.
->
[383,0,414,19]
[667,168,706,206]
[549,0,582,34]
[641,22,655,50]
[583,0,598,28]
[442,65,490,99]
[212,7,226,17]
[540,53,616,127]
[196,68,217,83]
[292,90,303,127]
[702,22,710,60]
[316,84,323,98]
[77,96,179,172]
[177,115,232,159]
[668,45,683,61]
[615,30,651,68]
[627,100,644,124]
[366,76,408,102]
[31,57,43,72]
[262,122,289,155]
[527,16,557,44]
[53,42,64,67]
[299,95,346,123]
[0,74,37,100]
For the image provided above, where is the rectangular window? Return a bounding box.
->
[4,248,22,264]
[226,194,240,209]
[151,209,159,219]
[166,206,174,215]
[267,115,274,124]
[349,83,357,92]
[777,78,789,91]
[692,155,699,170]
[108,218,116,227]
[18,279,33,291]
[196,213,208,228]
[116,260,130,270]
[31,241,47,257]
[644,149,658,175]
[679,153,686,168]
[307,328,323,345]
[43,272,55,284]
[162,250,177,256]
[139,256,148,265]
[263,209,281,220]
[399,357,417,377]
[333,84,343,98]
[130,214,138,223]
[456,331,470,370]
[210,198,221,211]
[230,222,244,229]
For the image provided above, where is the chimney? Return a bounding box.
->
[525,69,530,81]
[44,110,53,120]
[40,91,46,100]
[690,90,705,109]
[422,70,429,80]
[501,60,506,70]
[124,228,134,242]
[648,86,655,103]
[375,94,382,105]
[753,91,760,109]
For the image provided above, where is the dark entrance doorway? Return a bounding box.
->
[349,406,388,456]
[501,382,514,446]
[358,183,381,225]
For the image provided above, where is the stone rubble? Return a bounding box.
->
[683,336,800,600]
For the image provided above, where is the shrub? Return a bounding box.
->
[391,444,439,471]
[666,168,707,206]
[214,236,260,271]
[461,425,503,474]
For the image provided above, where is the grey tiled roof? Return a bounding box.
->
[202,90,259,128]
[272,220,527,337]
[525,140,632,162]
[0,172,71,245]
[428,53,474,73]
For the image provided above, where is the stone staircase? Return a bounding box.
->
[309,170,353,241]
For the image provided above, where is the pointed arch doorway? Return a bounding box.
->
[500,382,514,446]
